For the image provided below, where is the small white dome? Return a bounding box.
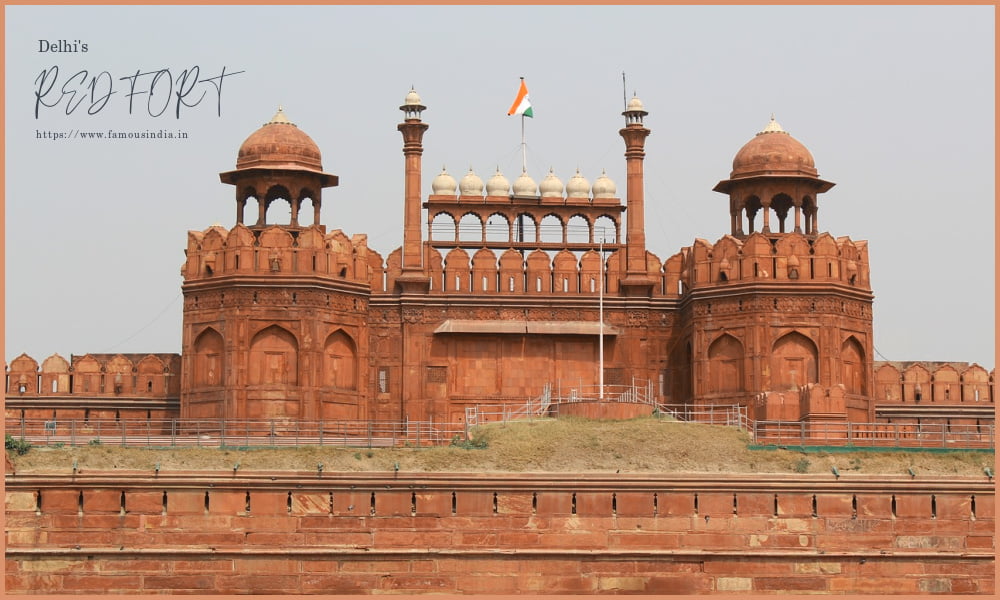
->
[566,168,590,198]
[486,167,510,196]
[512,170,538,196]
[459,167,484,196]
[431,166,457,195]
[626,95,645,112]
[592,169,617,198]
[539,168,564,198]
[404,88,423,106]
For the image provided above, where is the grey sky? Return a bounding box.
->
[4,4,995,369]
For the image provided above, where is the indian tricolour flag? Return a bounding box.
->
[507,78,533,118]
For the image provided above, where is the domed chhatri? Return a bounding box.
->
[566,168,590,198]
[512,169,538,196]
[486,167,510,197]
[459,167,484,196]
[729,116,819,180]
[592,169,617,198]
[235,107,325,173]
[539,168,564,198]
[431,166,458,196]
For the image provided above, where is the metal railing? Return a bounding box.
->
[751,420,995,449]
[653,403,750,430]
[550,379,655,405]
[5,418,465,449]
[465,384,552,429]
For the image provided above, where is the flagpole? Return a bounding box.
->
[521,114,526,172]
[599,236,604,400]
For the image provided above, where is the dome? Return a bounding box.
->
[459,167,484,196]
[512,170,538,196]
[626,95,645,113]
[566,168,590,198]
[539,168,564,198]
[235,107,324,172]
[403,88,423,107]
[592,169,617,198]
[431,166,457,195]
[486,168,510,196]
[729,116,818,179]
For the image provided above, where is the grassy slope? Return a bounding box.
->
[8,417,994,476]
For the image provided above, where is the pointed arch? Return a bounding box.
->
[485,213,511,243]
[106,355,135,394]
[458,212,483,243]
[40,353,70,395]
[471,248,499,292]
[7,354,39,394]
[707,334,744,394]
[840,336,866,395]
[498,249,525,293]
[323,330,357,390]
[902,363,931,403]
[771,331,818,391]
[875,363,902,403]
[525,249,552,293]
[443,248,471,292]
[264,184,293,225]
[552,249,579,293]
[249,325,298,386]
[960,364,990,403]
[566,214,590,244]
[71,355,102,393]
[136,355,167,395]
[931,364,960,403]
[193,327,224,388]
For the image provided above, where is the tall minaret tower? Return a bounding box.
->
[396,88,431,293]
[619,94,654,296]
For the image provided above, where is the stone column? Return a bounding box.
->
[396,90,431,293]
[619,96,654,296]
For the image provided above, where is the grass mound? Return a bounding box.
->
[8,417,993,476]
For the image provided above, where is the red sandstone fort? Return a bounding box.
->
[5,90,994,431]
[5,90,995,595]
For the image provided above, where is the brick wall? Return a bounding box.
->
[5,471,994,594]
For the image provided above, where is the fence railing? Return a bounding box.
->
[550,380,655,405]
[7,410,992,451]
[4,418,465,449]
[653,403,750,430]
[752,420,995,449]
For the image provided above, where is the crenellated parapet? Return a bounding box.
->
[6,353,180,398]
[873,361,994,406]
[663,232,871,295]
[182,224,379,287]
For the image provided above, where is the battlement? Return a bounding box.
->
[182,224,381,290]
[670,232,870,295]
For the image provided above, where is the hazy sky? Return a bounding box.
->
[4,4,995,369]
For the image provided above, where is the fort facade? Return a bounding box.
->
[6,91,993,428]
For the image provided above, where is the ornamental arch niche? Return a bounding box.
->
[322,330,357,390]
[248,325,298,386]
[771,331,818,391]
[840,336,866,396]
[263,184,293,225]
[192,328,224,388]
[706,334,745,394]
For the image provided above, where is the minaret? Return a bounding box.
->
[619,94,654,296]
[396,88,431,293]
